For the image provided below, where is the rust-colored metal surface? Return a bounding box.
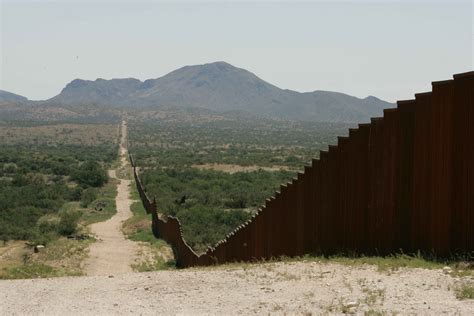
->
[131,71,474,268]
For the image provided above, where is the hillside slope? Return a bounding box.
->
[0,90,28,103]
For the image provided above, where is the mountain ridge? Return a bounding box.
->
[3,62,395,122]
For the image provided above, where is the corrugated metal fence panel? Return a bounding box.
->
[318,151,330,253]
[356,124,371,253]
[337,137,349,251]
[395,100,416,253]
[328,145,340,252]
[273,187,284,257]
[367,118,384,254]
[254,208,263,260]
[295,172,305,256]
[343,132,356,251]
[412,92,433,252]
[452,72,474,252]
[310,161,321,254]
[303,164,315,253]
[430,80,455,255]
[264,198,274,259]
[285,180,298,257]
[381,109,400,253]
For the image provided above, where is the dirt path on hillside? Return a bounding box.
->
[84,121,139,276]
[1,261,473,314]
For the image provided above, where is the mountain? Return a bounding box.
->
[49,62,394,122]
[50,78,142,106]
[0,90,120,123]
[0,90,28,103]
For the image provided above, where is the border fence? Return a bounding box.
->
[131,71,473,268]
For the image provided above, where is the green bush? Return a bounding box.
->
[29,230,57,246]
[37,216,60,235]
[80,188,98,207]
[0,144,115,243]
[70,187,83,201]
[71,161,108,188]
[0,222,12,243]
[57,211,82,236]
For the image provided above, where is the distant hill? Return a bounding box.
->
[0,90,28,103]
[47,62,394,123]
[49,78,142,106]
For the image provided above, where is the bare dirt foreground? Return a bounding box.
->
[85,121,139,276]
[0,261,473,315]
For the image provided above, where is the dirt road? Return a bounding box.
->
[85,120,139,276]
[1,261,473,314]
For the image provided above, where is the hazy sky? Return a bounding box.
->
[1,0,472,102]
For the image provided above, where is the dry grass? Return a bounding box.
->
[0,238,92,279]
[455,282,474,300]
[0,241,27,271]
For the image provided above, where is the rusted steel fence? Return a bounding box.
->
[131,71,474,268]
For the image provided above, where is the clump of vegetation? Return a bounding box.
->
[57,210,82,236]
[139,168,296,253]
[0,144,115,244]
[0,262,60,280]
[455,283,474,300]
[80,187,98,207]
[71,161,108,188]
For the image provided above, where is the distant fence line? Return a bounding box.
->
[131,71,474,268]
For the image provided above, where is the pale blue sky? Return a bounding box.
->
[1,0,472,102]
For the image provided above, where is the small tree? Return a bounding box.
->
[80,188,97,207]
[58,211,82,236]
[71,161,108,188]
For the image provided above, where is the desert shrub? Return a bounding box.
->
[29,230,57,246]
[71,161,108,188]
[57,211,82,236]
[37,216,60,235]
[0,144,114,242]
[80,187,98,207]
[0,222,13,243]
[70,186,83,201]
